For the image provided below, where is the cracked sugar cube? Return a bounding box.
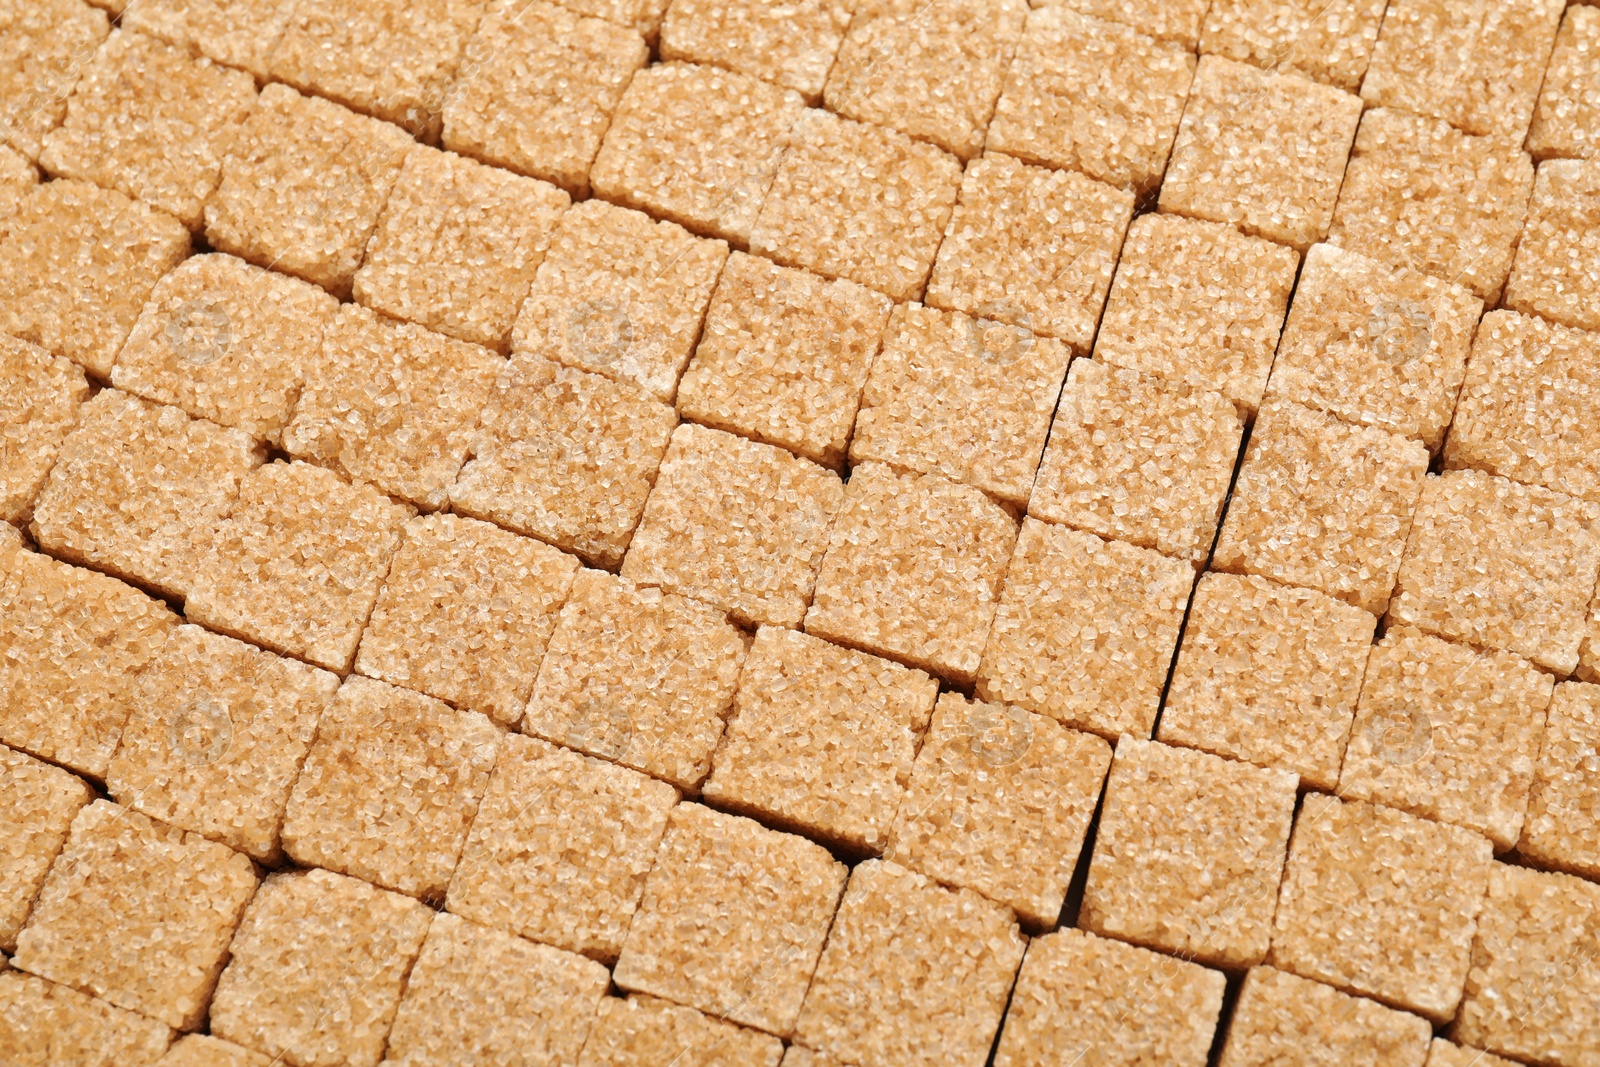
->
[1503,159,1600,332]
[121,0,288,80]
[886,692,1112,928]
[12,800,257,1031]
[1521,681,1600,880]
[1080,738,1297,969]
[1158,572,1376,792]
[158,1035,276,1067]
[1329,108,1534,303]
[1048,0,1209,49]
[1266,243,1483,449]
[205,84,412,298]
[282,676,499,902]
[850,304,1072,506]
[1455,864,1600,1066]
[805,463,1016,684]
[0,745,92,953]
[1361,0,1564,140]
[1269,795,1494,1022]
[750,107,962,303]
[0,335,88,524]
[660,0,848,102]
[1212,399,1429,616]
[1199,0,1387,91]
[446,734,678,962]
[524,569,747,790]
[1528,7,1600,161]
[0,0,109,161]
[987,9,1196,195]
[1160,56,1362,250]
[995,928,1226,1067]
[1030,361,1242,563]
[0,972,171,1067]
[356,513,580,727]
[677,251,892,468]
[701,626,939,854]
[210,868,433,1067]
[384,912,610,1067]
[30,390,263,601]
[793,859,1025,1067]
[451,355,678,568]
[977,519,1191,740]
[187,461,414,673]
[614,803,847,1036]
[926,153,1133,352]
[1219,966,1433,1067]
[1424,1040,1519,1067]
[1338,626,1554,851]
[581,996,784,1067]
[40,30,254,230]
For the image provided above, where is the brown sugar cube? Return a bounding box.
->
[702,626,939,853]
[158,1034,276,1067]
[384,912,610,1067]
[0,141,36,233]
[0,335,87,523]
[12,800,257,1030]
[1048,0,1209,49]
[977,519,1191,740]
[40,30,254,230]
[987,9,1196,195]
[676,251,892,468]
[0,745,92,952]
[749,107,962,303]
[451,355,678,568]
[660,0,848,102]
[1266,243,1484,449]
[1030,361,1243,563]
[205,83,412,298]
[1198,0,1387,91]
[886,692,1112,927]
[1521,681,1600,880]
[1328,108,1534,303]
[1456,866,1600,1065]
[1361,0,1564,140]
[1528,7,1600,161]
[524,569,747,790]
[823,0,1026,160]
[580,995,784,1067]
[446,734,678,961]
[849,304,1072,505]
[1080,738,1297,969]
[1338,626,1554,851]
[186,461,414,673]
[995,928,1227,1067]
[591,62,803,244]
[0,971,172,1067]
[1219,966,1433,1067]
[0,0,109,161]
[1504,159,1600,332]
[1424,1039,1519,1067]
[30,390,264,601]
[282,676,499,901]
[614,803,846,1035]
[793,859,1026,1067]
[121,0,289,81]
[356,514,580,726]
[1158,572,1376,792]
[1160,56,1362,250]
[210,868,433,1067]
[1269,795,1495,1021]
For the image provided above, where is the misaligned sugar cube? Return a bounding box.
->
[1048,0,1210,50]
[356,514,580,727]
[987,9,1196,196]
[158,1034,276,1067]
[1160,56,1362,250]
[1528,7,1600,161]
[793,859,1026,1067]
[1158,572,1376,792]
[580,996,784,1067]
[1218,966,1433,1067]
[614,803,847,1035]
[977,519,1191,740]
[524,569,747,791]
[451,355,679,569]
[0,971,172,1067]
[886,692,1112,928]
[1266,243,1483,450]
[186,461,414,673]
[121,0,289,81]
[40,30,255,230]
[995,928,1227,1067]
[1030,361,1243,563]
[210,868,434,1067]
[1198,0,1387,91]
[702,626,939,853]
[0,745,92,953]
[1503,159,1600,332]
[1328,108,1534,303]
[0,335,88,523]
[1338,626,1554,851]
[12,800,258,1031]
[30,390,264,601]
[676,251,893,469]
[205,84,412,298]
[0,0,109,161]
[660,0,848,102]
[1424,1039,1519,1067]
[446,734,678,961]
[1521,681,1600,880]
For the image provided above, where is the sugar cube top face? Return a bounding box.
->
[157,1034,277,1067]
[1503,159,1600,332]
[1521,682,1600,880]
[0,0,110,161]
[1528,6,1600,161]
[1159,56,1363,250]
[1049,0,1210,50]
[0,745,93,953]
[1080,738,1298,969]
[120,0,289,81]
[1198,0,1387,90]
[614,803,847,1036]
[1218,966,1433,1067]
[1424,1040,1519,1067]
[0,971,172,1067]
[1338,627,1555,851]
[0,335,87,523]
[0,141,35,231]
[887,692,1112,928]
[659,0,849,102]
[1158,572,1376,792]
[580,995,785,1067]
